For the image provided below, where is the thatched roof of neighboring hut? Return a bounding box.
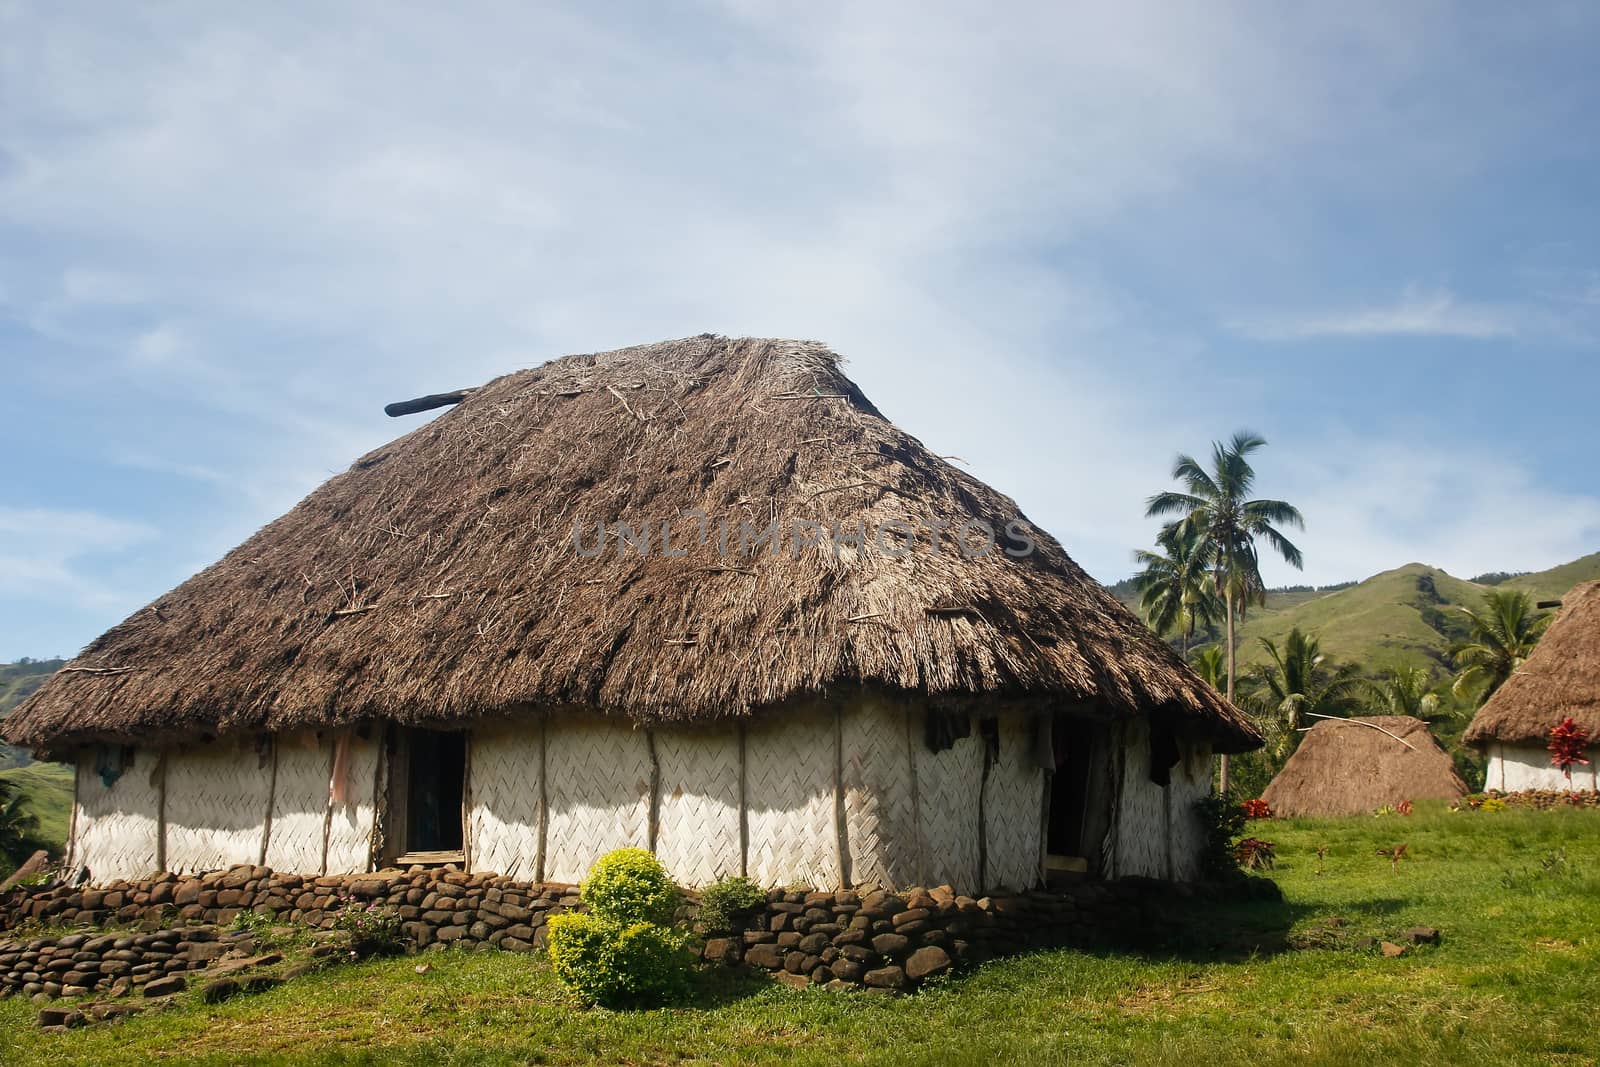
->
[1464,581,1600,748]
[1260,716,1466,817]
[5,336,1259,754]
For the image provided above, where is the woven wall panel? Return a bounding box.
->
[265,733,332,873]
[73,748,160,882]
[165,740,271,874]
[1167,738,1212,882]
[324,733,381,874]
[915,731,982,894]
[653,728,741,886]
[544,718,651,884]
[467,721,543,880]
[983,712,1043,892]
[745,713,839,889]
[1115,718,1168,878]
[841,700,916,890]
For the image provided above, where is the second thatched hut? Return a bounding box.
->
[1261,716,1467,817]
[1465,581,1600,792]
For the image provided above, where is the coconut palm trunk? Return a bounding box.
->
[1222,585,1235,793]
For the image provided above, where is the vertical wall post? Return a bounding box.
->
[259,737,280,868]
[737,721,748,879]
[905,704,923,890]
[319,738,336,877]
[154,751,168,874]
[66,751,82,871]
[833,705,851,889]
[645,728,660,853]
[461,730,474,874]
[535,715,549,883]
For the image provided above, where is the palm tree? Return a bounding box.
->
[1147,431,1304,791]
[0,780,40,867]
[1246,627,1365,760]
[1130,522,1224,656]
[1190,646,1227,692]
[1450,589,1551,703]
[1368,665,1443,720]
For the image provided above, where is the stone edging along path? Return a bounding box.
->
[2,863,1271,1015]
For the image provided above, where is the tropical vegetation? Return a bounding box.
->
[1144,431,1304,791]
[1449,588,1552,703]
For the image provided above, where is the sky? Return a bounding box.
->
[2,2,1599,660]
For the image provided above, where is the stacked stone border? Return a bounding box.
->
[2,866,1257,996]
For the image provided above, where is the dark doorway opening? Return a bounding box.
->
[405,730,465,855]
[1047,718,1095,858]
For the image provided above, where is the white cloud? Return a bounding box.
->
[1228,287,1519,341]
[0,2,1597,655]
[0,508,157,609]
[1256,437,1600,588]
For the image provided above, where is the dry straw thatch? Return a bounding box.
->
[1464,580,1600,747]
[1260,716,1466,817]
[6,336,1258,754]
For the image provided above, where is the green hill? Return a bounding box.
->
[1112,551,1600,678]
[0,657,65,770]
[0,761,73,853]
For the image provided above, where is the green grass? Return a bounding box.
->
[5,806,1599,1065]
[0,761,73,850]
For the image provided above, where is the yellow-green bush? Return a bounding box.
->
[547,848,693,1007]
[547,913,690,1007]
[580,847,680,926]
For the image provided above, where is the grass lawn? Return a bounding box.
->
[4,805,1599,1065]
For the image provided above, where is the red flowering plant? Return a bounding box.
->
[1548,717,1591,781]
[1240,799,1273,820]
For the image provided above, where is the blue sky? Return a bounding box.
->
[2,2,1599,660]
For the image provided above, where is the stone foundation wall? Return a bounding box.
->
[1,866,1216,994]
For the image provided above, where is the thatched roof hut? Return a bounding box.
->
[7,336,1256,891]
[1261,716,1466,817]
[1465,581,1600,792]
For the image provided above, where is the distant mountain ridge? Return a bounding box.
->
[1111,552,1600,676]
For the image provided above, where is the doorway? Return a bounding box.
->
[390,728,466,863]
[1045,717,1109,883]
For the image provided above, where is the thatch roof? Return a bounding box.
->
[1464,580,1600,747]
[1260,716,1466,817]
[5,336,1258,754]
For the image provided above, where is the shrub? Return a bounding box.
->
[697,876,767,933]
[581,848,680,926]
[548,848,694,1008]
[1195,792,1250,878]
[547,912,691,1007]
[330,898,405,957]
[1240,799,1273,820]
[1234,837,1276,870]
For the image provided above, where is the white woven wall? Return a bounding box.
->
[745,713,839,889]
[265,733,332,873]
[841,700,916,890]
[73,748,161,882]
[654,727,742,886]
[915,729,983,893]
[467,720,543,879]
[1167,737,1213,881]
[544,717,651,884]
[164,740,272,874]
[324,732,381,874]
[983,712,1043,891]
[1115,719,1168,878]
[1490,743,1600,791]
